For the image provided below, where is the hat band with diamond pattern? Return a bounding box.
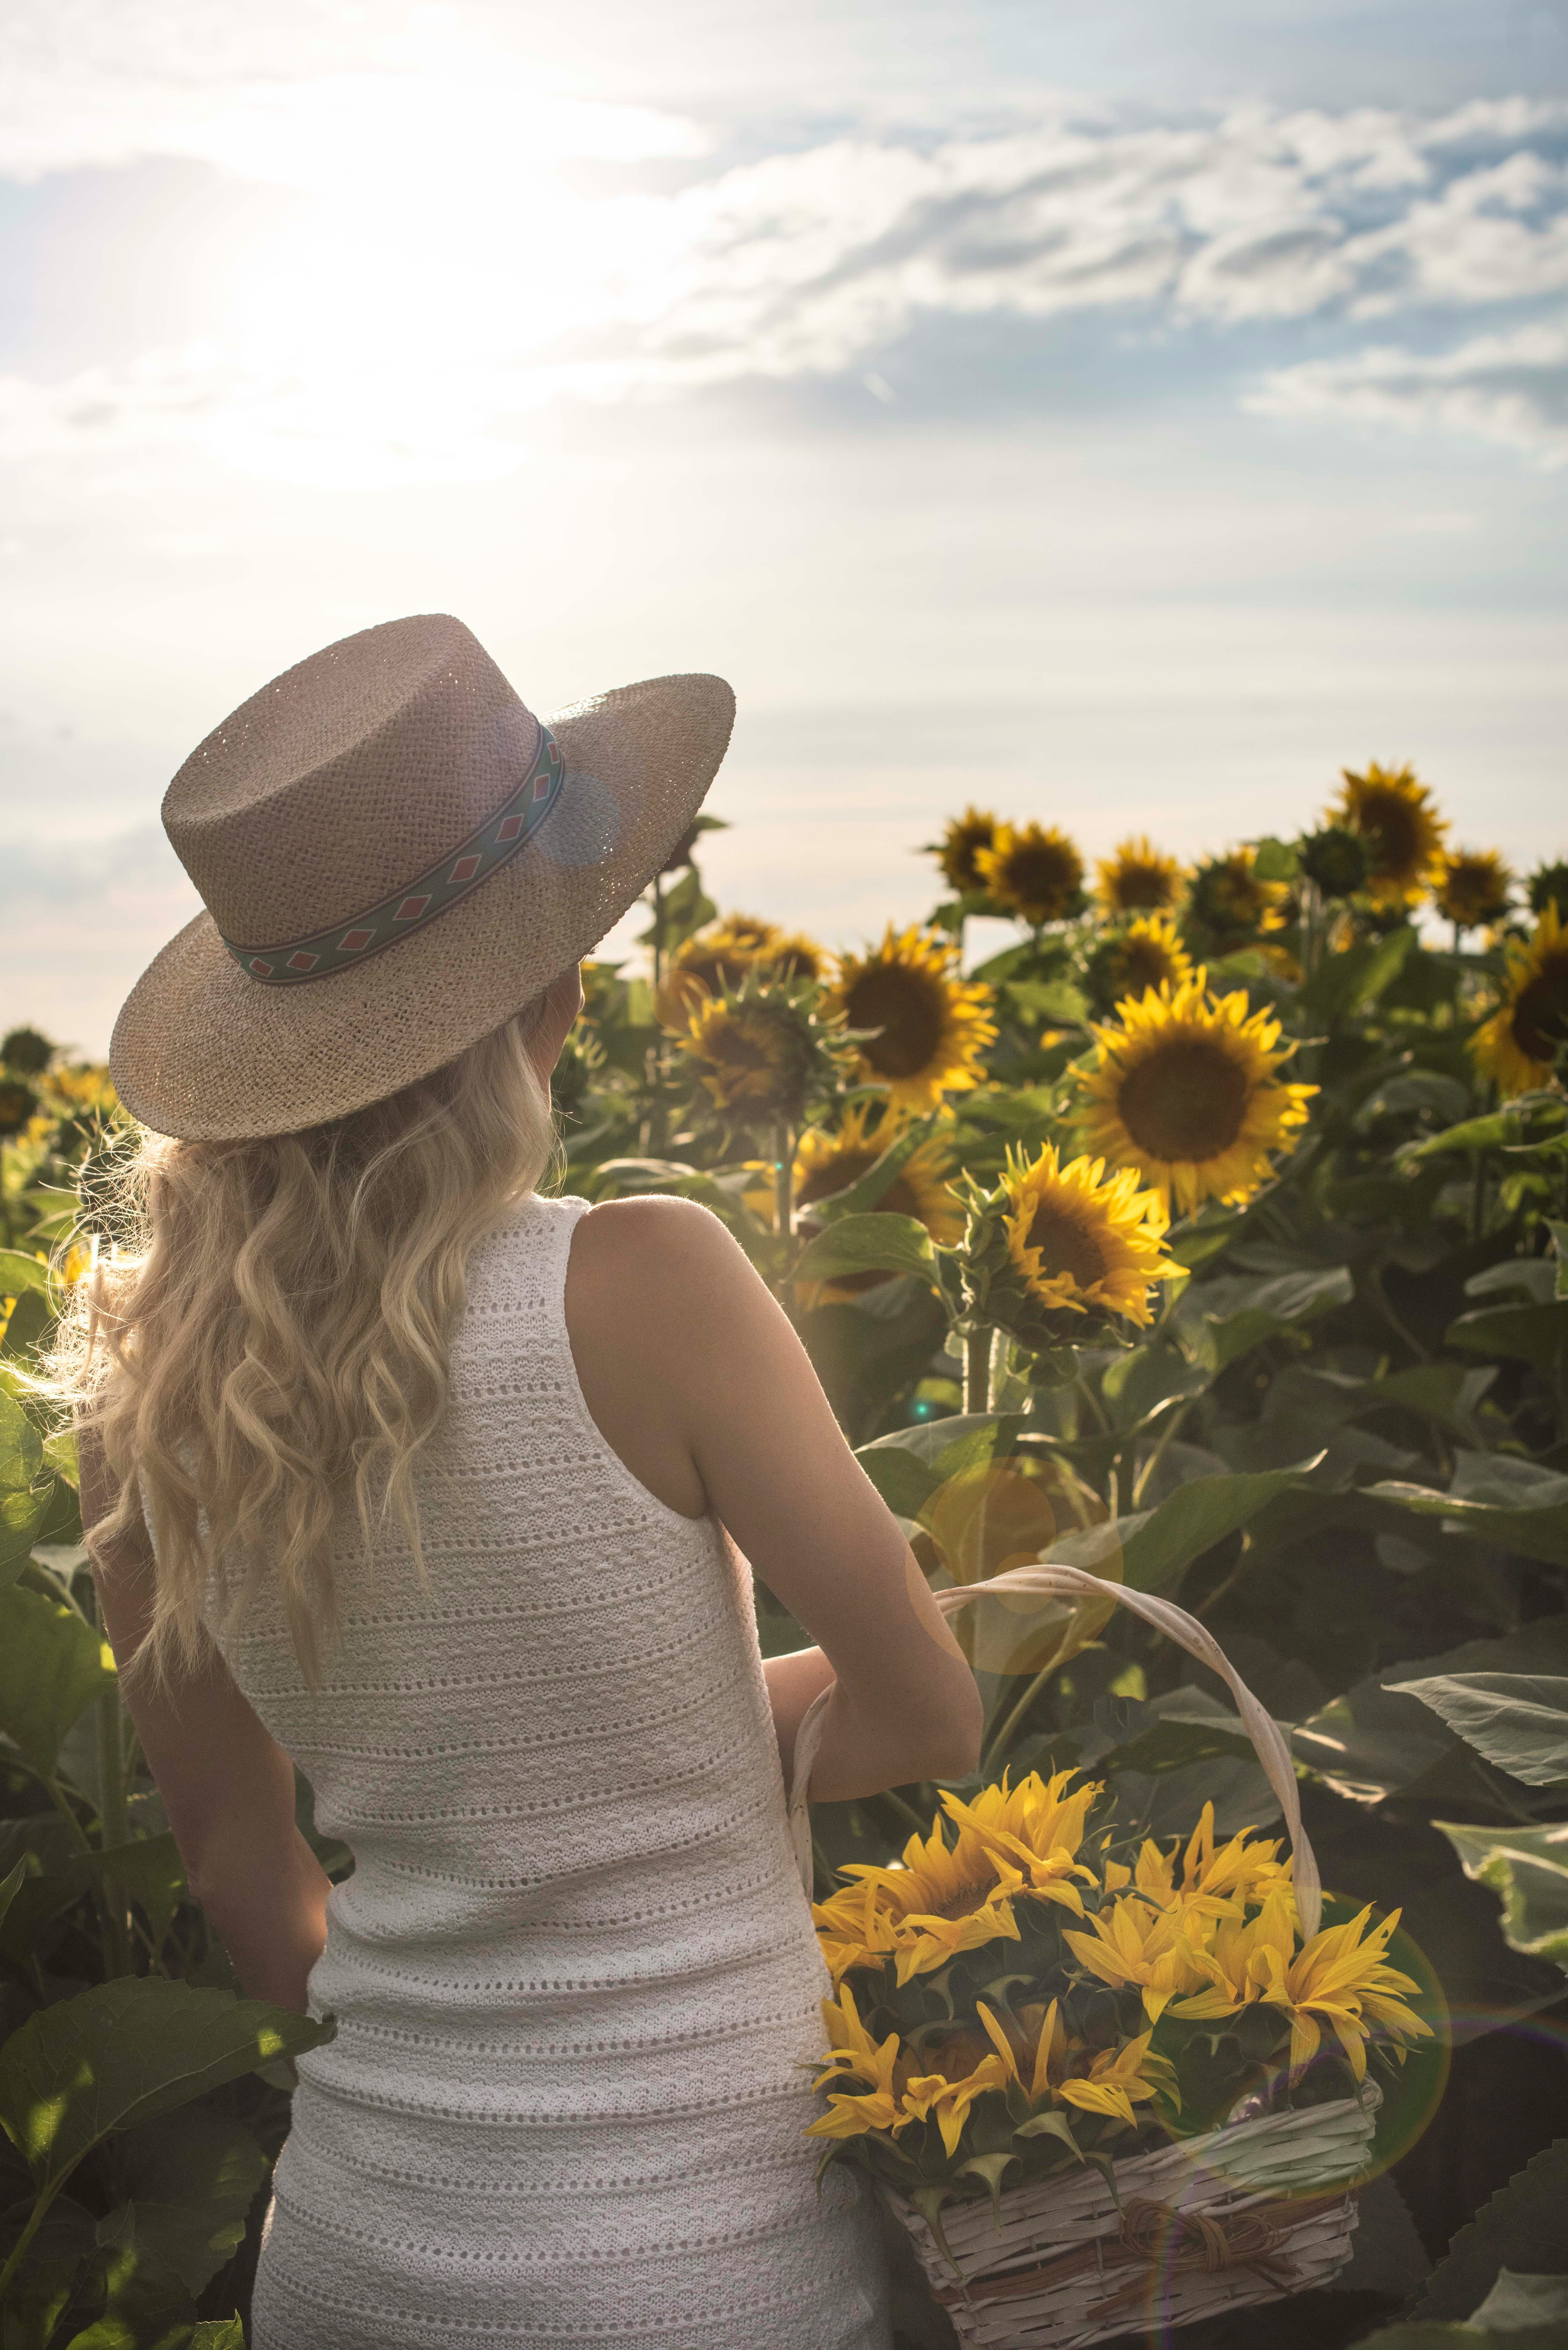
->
[220,725,565,986]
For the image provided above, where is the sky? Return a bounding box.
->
[2,0,1566,1058]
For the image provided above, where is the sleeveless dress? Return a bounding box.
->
[210,1193,891,2350]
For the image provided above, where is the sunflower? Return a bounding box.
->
[939,1769,1100,1916]
[1172,1894,1430,2083]
[1,1027,53,1076]
[1297,825,1371,901]
[789,1102,963,1301]
[1076,976,1317,1216]
[995,1141,1177,1327]
[976,822,1087,927]
[829,927,997,1110]
[657,914,780,1029]
[0,1081,39,1136]
[833,1810,1025,1985]
[1064,1896,1211,2025]
[1083,916,1193,1016]
[1470,904,1568,1097]
[1332,761,1447,910]
[1095,837,1184,917]
[932,806,999,896]
[1435,849,1512,933]
[1185,849,1285,949]
[681,980,848,1124]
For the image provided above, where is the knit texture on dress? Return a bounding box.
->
[219,1193,890,2348]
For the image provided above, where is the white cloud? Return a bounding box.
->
[1248,315,1568,465]
[2,79,1567,479]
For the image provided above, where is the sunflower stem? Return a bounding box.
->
[964,1328,993,1414]
[1469,1149,1486,1244]
[773,1119,794,1239]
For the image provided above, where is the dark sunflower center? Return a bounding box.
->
[1359,791,1419,880]
[1115,865,1172,910]
[1120,940,1173,995]
[923,1877,996,1923]
[845,967,946,1078]
[708,1018,777,1075]
[1025,1206,1108,1290]
[1006,843,1079,913]
[1510,951,1568,1065]
[1116,1037,1251,1162]
[797,1148,879,1209]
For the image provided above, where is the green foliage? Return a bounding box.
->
[4,796,1567,2343]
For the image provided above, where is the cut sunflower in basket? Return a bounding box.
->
[805,1773,1431,2212]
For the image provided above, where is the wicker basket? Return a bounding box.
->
[787,1564,1383,2349]
[880,2083,1379,2347]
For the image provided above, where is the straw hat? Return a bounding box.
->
[109,614,735,1141]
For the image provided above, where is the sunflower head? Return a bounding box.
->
[1,1027,53,1077]
[680,974,853,1124]
[1332,761,1447,910]
[954,1140,1177,1351]
[1470,904,1568,1098]
[1083,916,1194,1017]
[1184,849,1285,950]
[1527,860,1568,923]
[976,823,1088,927]
[1297,825,1371,901]
[1074,974,1317,1217]
[829,927,997,1110]
[1095,837,1184,917]
[657,913,781,1030]
[932,807,999,896]
[1435,848,1513,933]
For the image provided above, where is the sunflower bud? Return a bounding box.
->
[1297,824,1371,901]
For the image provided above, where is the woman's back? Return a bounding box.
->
[224,1195,889,2349]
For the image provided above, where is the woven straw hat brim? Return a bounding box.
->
[110,672,733,1141]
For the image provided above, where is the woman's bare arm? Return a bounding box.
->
[565,1196,984,1801]
[77,1422,331,2013]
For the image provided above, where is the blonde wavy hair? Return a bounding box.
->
[46,1001,558,1688]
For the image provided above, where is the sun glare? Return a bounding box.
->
[185,18,705,485]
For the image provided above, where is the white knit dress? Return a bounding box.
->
[219,1194,891,2350]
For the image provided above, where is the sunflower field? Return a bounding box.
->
[1,758,1567,2347]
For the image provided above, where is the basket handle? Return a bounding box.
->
[786,1563,1321,1937]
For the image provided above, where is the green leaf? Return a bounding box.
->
[1012,2109,1084,2159]
[102,2110,267,2298]
[1294,1616,1568,1803]
[0,1853,27,1933]
[0,1384,46,1581]
[1405,1110,1529,1160]
[1411,2136,1568,2322]
[1549,1222,1568,1300]
[1300,923,1416,1024]
[854,1444,940,1521]
[1435,1822,1568,1971]
[88,1835,188,1950]
[793,1213,936,1287]
[1115,1463,1323,1594]
[795,1115,941,1222]
[0,1582,115,1775]
[1446,1300,1567,1383]
[1251,835,1299,882]
[0,1978,333,2201]
[954,2150,1018,2226]
[0,1251,54,1302]
[1366,1457,1568,1568]
[1175,1265,1353,1371]
[1389,1673,1568,1785]
[0,2191,98,2346]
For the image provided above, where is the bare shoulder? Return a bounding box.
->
[568,1194,748,1305]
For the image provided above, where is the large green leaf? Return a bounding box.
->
[0,1385,45,1581]
[1446,1300,1567,1383]
[1113,1463,1321,1594]
[1391,1673,1568,1785]
[793,1212,936,1287]
[1435,1821,1568,1972]
[102,2110,267,2298]
[854,1445,940,1521]
[1366,1454,1568,1568]
[88,1835,188,1951]
[0,1251,54,1302]
[0,1583,115,1776]
[1175,1265,1353,1371]
[0,1979,333,2201]
[1410,2137,1568,2321]
[1294,1616,1568,1803]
